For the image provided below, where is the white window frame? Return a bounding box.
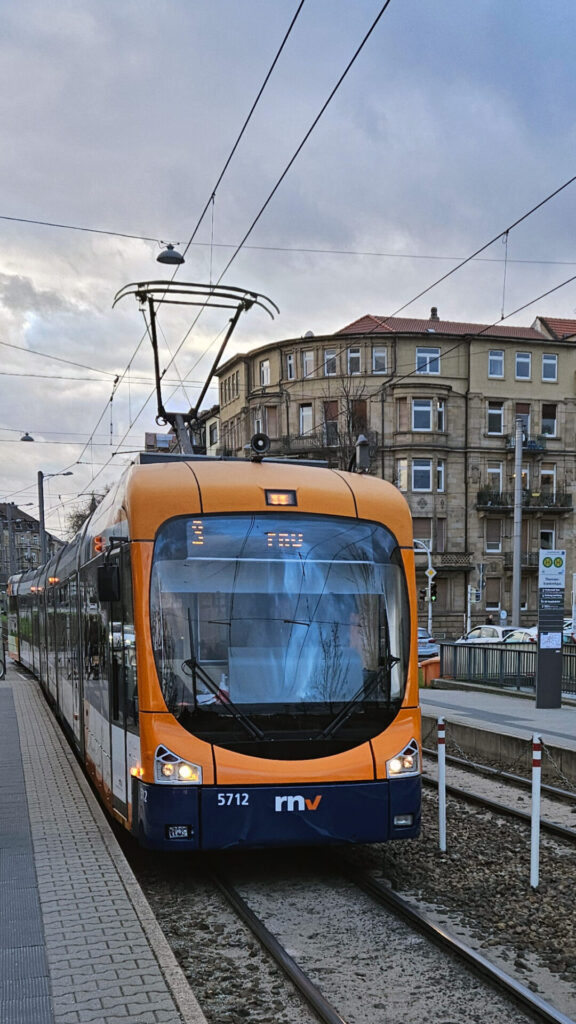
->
[347,347,361,375]
[412,398,432,431]
[515,351,531,380]
[259,359,270,386]
[372,347,387,374]
[487,401,504,434]
[487,462,502,492]
[540,526,555,550]
[437,399,445,432]
[285,353,295,380]
[540,463,556,498]
[488,350,504,378]
[324,349,337,376]
[541,403,557,437]
[299,403,313,435]
[416,347,440,375]
[412,458,432,491]
[395,458,408,491]
[301,350,314,379]
[485,519,502,554]
[437,459,445,492]
[542,353,558,382]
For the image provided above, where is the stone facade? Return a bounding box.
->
[214,311,576,637]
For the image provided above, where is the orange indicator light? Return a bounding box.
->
[265,490,297,506]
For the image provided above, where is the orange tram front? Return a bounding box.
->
[8,455,421,850]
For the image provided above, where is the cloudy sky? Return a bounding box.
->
[1,0,576,536]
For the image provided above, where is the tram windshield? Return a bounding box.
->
[150,513,410,744]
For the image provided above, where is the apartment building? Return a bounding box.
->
[215,310,576,635]
[0,504,62,589]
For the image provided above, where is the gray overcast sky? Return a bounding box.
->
[1,0,576,535]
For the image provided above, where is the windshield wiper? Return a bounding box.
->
[316,655,400,741]
[182,658,265,741]
[185,608,264,741]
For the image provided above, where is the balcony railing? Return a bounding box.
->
[503,552,540,570]
[284,429,379,452]
[476,489,573,512]
[505,433,546,452]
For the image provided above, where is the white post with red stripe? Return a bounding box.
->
[530,733,542,888]
[438,716,447,852]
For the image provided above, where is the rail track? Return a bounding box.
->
[206,852,573,1024]
[422,748,576,842]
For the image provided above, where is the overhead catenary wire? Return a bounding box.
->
[63,1,308,497]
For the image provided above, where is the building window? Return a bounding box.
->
[540,521,555,549]
[323,400,339,446]
[412,458,432,491]
[437,460,445,492]
[285,353,295,380]
[395,458,408,491]
[299,404,313,435]
[488,350,504,378]
[412,517,432,547]
[485,519,502,553]
[412,398,432,431]
[486,462,502,492]
[541,403,557,436]
[253,409,263,434]
[265,406,279,438]
[347,347,361,374]
[301,350,314,378]
[416,347,440,374]
[515,351,531,379]
[542,353,558,382]
[397,397,409,431]
[209,423,218,447]
[436,518,446,553]
[487,401,504,434]
[437,399,445,432]
[372,347,387,373]
[324,349,337,376]
[259,359,270,386]
[540,463,556,497]
[485,578,501,610]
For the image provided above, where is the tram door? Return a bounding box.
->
[108,547,137,819]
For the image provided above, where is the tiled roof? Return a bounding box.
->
[337,314,544,340]
[533,317,576,340]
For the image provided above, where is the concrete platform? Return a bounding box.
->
[421,687,576,781]
[0,663,208,1024]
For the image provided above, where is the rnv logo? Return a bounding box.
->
[274,795,323,812]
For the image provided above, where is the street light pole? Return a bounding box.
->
[38,471,73,564]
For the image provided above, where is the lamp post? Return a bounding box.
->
[38,471,73,564]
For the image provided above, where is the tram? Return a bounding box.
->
[8,451,421,850]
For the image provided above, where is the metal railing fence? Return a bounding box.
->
[439,642,576,695]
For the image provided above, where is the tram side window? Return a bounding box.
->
[80,566,108,720]
[108,548,138,732]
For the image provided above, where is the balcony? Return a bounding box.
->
[503,552,540,571]
[505,433,546,453]
[414,550,474,571]
[283,429,380,455]
[476,489,573,513]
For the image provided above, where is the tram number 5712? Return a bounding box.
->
[217,792,250,806]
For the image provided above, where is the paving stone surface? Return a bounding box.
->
[1,667,207,1024]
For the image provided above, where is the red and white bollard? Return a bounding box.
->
[530,733,542,888]
[438,717,446,852]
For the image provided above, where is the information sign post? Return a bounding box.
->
[536,550,565,709]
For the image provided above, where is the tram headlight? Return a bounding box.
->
[386,739,420,779]
[154,745,202,785]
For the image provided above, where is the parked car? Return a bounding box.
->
[417,627,439,660]
[503,627,538,644]
[455,625,516,644]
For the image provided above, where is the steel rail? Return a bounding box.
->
[334,856,575,1024]
[422,775,576,842]
[209,869,348,1024]
[423,746,576,802]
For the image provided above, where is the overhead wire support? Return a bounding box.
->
[113,280,278,453]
